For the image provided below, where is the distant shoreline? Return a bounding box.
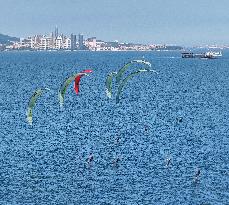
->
[0,49,183,52]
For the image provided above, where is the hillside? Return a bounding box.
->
[0,33,19,45]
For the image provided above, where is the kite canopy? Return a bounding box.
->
[59,72,91,107]
[105,71,117,98]
[105,59,157,103]
[81,69,93,73]
[116,69,148,103]
[26,88,50,125]
[74,69,93,94]
[116,60,152,84]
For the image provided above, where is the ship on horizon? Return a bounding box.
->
[182,51,222,59]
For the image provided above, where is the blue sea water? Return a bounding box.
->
[0,50,228,205]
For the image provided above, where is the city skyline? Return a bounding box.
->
[2,27,183,51]
[1,0,229,46]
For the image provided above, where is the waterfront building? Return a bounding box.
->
[30,36,36,49]
[19,38,31,49]
[40,37,47,50]
[41,36,53,50]
[54,26,58,39]
[95,40,105,51]
[55,36,63,49]
[64,37,71,50]
[78,34,84,50]
[71,34,76,51]
[86,37,97,50]
[30,37,34,49]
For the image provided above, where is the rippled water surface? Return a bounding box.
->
[0,51,228,204]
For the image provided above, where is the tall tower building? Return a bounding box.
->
[71,34,76,51]
[54,26,58,39]
[78,34,84,50]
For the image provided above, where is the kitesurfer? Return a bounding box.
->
[112,157,120,167]
[115,136,120,144]
[166,157,171,167]
[144,125,149,132]
[88,153,94,164]
[194,168,201,183]
[177,117,183,123]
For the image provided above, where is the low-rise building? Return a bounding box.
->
[86,37,97,50]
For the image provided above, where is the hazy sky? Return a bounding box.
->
[1,0,229,45]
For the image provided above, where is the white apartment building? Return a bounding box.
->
[86,37,96,50]
[40,37,47,50]
[95,40,105,51]
[30,35,43,50]
[55,36,63,49]
[39,36,53,50]
[63,38,71,49]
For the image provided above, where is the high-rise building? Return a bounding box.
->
[71,34,76,51]
[78,34,84,50]
[54,26,58,39]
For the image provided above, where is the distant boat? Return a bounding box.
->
[182,51,222,59]
[205,51,222,58]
